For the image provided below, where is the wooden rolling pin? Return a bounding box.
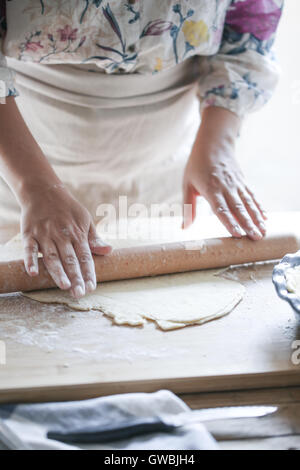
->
[0,232,298,294]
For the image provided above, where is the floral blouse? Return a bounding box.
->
[0,0,283,117]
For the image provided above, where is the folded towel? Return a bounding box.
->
[0,389,218,450]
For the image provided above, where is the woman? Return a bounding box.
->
[0,0,283,299]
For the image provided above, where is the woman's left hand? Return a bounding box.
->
[182,107,266,241]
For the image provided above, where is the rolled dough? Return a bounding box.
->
[286,265,300,295]
[23,270,245,330]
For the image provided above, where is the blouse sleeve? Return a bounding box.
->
[197,0,284,118]
[0,0,18,100]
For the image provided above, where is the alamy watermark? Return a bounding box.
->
[95,196,193,241]
[0,340,6,365]
[291,340,300,365]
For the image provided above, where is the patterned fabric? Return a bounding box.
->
[0,0,18,97]
[0,390,218,450]
[0,0,283,116]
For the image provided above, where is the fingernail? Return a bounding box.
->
[259,222,266,233]
[249,228,263,239]
[99,240,111,247]
[62,278,71,289]
[85,280,95,294]
[91,238,110,247]
[233,226,243,237]
[73,285,85,299]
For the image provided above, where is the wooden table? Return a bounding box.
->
[0,212,300,450]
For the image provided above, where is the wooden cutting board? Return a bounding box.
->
[0,212,300,403]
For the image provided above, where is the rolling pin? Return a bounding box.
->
[0,232,298,294]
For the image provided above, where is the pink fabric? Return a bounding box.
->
[226,0,282,41]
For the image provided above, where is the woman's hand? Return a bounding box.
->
[0,99,111,299]
[21,183,112,299]
[182,107,266,240]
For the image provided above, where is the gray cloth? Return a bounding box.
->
[0,390,218,450]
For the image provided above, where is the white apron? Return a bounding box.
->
[0,56,201,227]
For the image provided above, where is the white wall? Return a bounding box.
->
[237,0,300,212]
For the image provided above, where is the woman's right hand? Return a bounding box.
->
[20,183,112,299]
[0,97,111,297]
